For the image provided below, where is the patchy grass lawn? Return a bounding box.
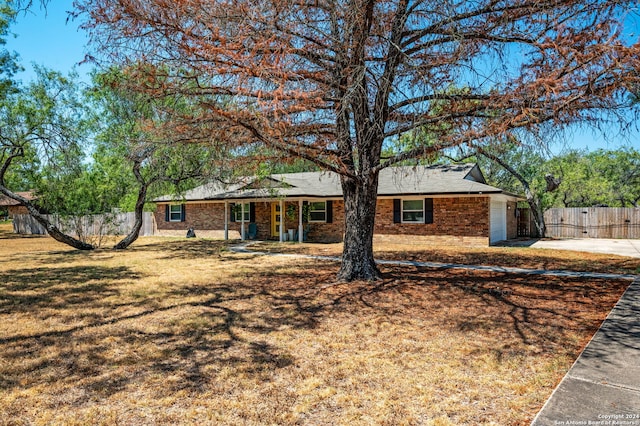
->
[0,224,634,425]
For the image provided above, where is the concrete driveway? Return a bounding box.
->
[501,238,640,258]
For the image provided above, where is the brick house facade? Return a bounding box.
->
[154,196,518,246]
[154,164,522,246]
[154,200,347,242]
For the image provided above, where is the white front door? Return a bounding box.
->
[490,200,507,244]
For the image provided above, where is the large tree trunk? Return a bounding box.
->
[113,161,148,250]
[528,197,546,238]
[113,189,145,249]
[337,172,382,282]
[0,187,95,250]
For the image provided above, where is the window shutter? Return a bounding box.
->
[165,205,169,222]
[326,200,333,223]
[302,201,308,223]
[424,198,433,224]
[393,199,401,223]
[181,204,186,222]
[230,203,236,222]
[250,202,256,222]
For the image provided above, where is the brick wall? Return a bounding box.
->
[8,205,28,218]
[374,197,489,237]
[302,200,344,243]
[155,202,241,238]
[155,196,491,244]
[155,200,346,242]
[373,234,489,247]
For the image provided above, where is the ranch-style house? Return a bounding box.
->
[154,163,522,246]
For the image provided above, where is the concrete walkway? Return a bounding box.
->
[532,277,640,425]
[231,242,640,424]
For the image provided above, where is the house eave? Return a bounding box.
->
[378,191,502,197]
[154,191,524,204]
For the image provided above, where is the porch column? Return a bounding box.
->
[224,201,229,240]
[241,202,246,240]
[279,199,284,242]
[298,199,303,243]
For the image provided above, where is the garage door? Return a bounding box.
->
[490,201,507,244]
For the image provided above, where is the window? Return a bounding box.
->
[402,199,424,223]
[308,201,326,222]
[393,198,433,224]
[234,203,250,222]
[169,204,184,222]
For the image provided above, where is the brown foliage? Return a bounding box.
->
[76,0,639,172]
[74,0,640,279]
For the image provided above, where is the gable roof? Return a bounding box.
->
[154,164,520,202]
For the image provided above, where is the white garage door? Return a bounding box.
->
[490,200,507,244]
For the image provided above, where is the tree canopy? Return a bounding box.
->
[77,1,640,164]
[74,1,640,279]
[0,1,228,249]
[546,147,640,208]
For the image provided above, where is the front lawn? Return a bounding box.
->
[0,226,632,425]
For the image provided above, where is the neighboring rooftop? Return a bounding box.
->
[0,191,35,207]
[154,164,520,202]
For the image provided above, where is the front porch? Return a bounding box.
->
[231,199,304,243]
[228,199,341,243]
[155,198,343,243]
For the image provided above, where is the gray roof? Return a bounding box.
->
[154,164,520,202]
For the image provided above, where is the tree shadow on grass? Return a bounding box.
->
[291,263,630,360]
[0,258,630,418]
[131,239,233,260]
[380,266,630,359]
[0,264,311,401]
[0,265,142,314]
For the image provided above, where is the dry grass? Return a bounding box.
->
[251,241,640,275]
[0,223,634,425]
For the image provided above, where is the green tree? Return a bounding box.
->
[1,64,227,250]
[0,67,95,249]
[0,4,20,100]
[86,66,227,248]
[0,2,145,247]
[598,148,640,207]
[547,148,640,208]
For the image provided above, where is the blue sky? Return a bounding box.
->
[4,1,639,153]
[6,0,91,83]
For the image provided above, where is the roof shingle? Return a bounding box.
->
[154,164,519,202]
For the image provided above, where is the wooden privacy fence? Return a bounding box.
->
[12,212,157,237]
[544,207,640,239]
